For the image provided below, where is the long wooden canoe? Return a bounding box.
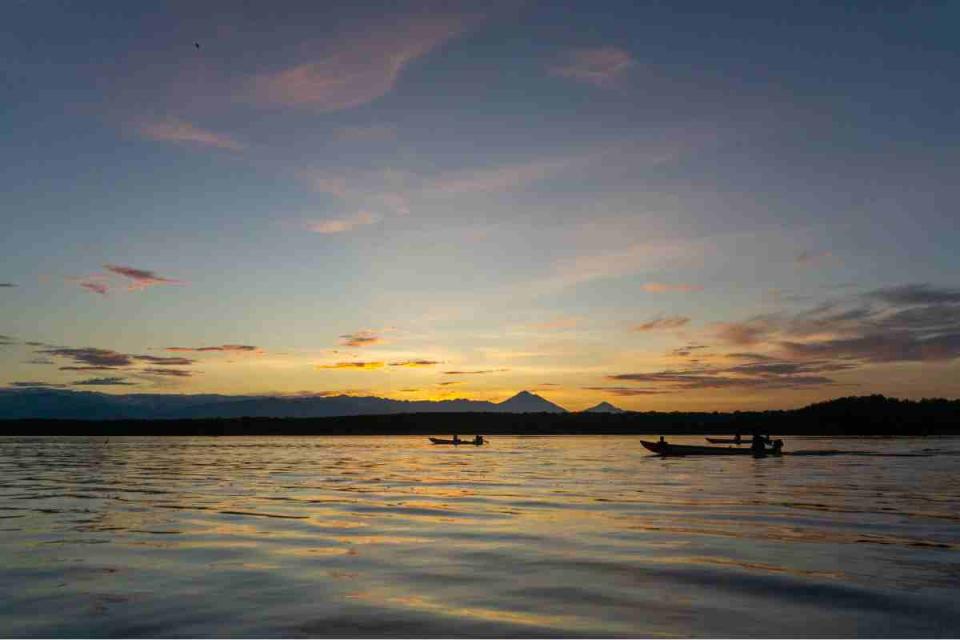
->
[429,437,484,446]
[642,440,781,456]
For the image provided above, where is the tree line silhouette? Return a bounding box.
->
[1,395,958,436]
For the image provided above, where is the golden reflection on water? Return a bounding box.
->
[1,435,959,637]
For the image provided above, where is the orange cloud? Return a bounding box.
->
[642,282,703,293]
[633,315,690,331]
[307,211,378,234]
[166,344,260,353]
[137,117,243,151]
[550,46,634,87]
[250,16,464,111]
[389,360,440,367]
[317,361,385,370]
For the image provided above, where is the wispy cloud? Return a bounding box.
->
[137,117,243,151]
[642,282,703,293]
[40,347,133,368]
[140,368,194,377]
[104,264,184,291]
[134,355,195,365]
[8,381,67,389]
[72,377,138,386]
[250,15,465,111]
[583,386,667,396]
[442,369,508,375]
[633,315,690,332]
[0,283,16,288]
[550,46,634,87]
[166,344,260,353]
[317,361,385,370]
[389,359,440,367]
[307,211,379,234]
[339,331,382,348]
[425,159,569,195]
[76,279,110,295]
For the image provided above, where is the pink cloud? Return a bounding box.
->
[79,280,109,295]
[796,250,833,267]
[137,117,243,151]
[104,265,184,291]
[250,16,464,111]
[307,211,379,234]
[550,46,634,87]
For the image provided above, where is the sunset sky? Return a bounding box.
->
[2,0,959,410]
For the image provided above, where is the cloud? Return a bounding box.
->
[133,355,195,365]
[0,335,15,345]
[669,344,708,357]
[608,364,840,392]
[583,386,668,396]
[339,331,382,348]
[8,381,68,389]
[442,369,508,375]
[79,280,110,295]
[137,117,243,151]
[714,319,775,346]
[140,368,194,377]
[307,211,379,234]
[40,347,134,368]
[72,377,138,386]
[642,282,704,293]
[23,358,55,365]
[437,381,461,386]
[0,283,16,287]
[784,284,960,363]
[550,46,634,87]
[867,284,960,306]
[59,366,125,371]
[389,359,440,367]
[250,15,464,111]
[104,264,184,291]
[166,344,260,353]
[316,361,385,370]
[633,315,690,332]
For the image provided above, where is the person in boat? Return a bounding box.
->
[734,432,741,445]
[750,432,766,454]
[473,435,484,445]
[452,435,461,444]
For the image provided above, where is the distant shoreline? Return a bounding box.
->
[3,396,959,436]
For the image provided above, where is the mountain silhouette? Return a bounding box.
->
[583,401,625,413]
[495,390,567,413]
[0,387,567,419]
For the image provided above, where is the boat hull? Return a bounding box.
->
[705,437,746,444]
[429,438,483,446]
[642,440,780,456]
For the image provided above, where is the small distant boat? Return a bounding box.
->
[705,437,746,444]
[642,440,782,457]
[429,437,485,446]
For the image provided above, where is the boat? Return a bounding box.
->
[642,440,782,457]
[705,437,746,444]
[429,437,485,446]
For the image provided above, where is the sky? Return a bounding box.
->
[2,0,960,411]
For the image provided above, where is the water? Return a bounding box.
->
[1,435,958,638]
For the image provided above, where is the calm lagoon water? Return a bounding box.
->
[1,435,959,638]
